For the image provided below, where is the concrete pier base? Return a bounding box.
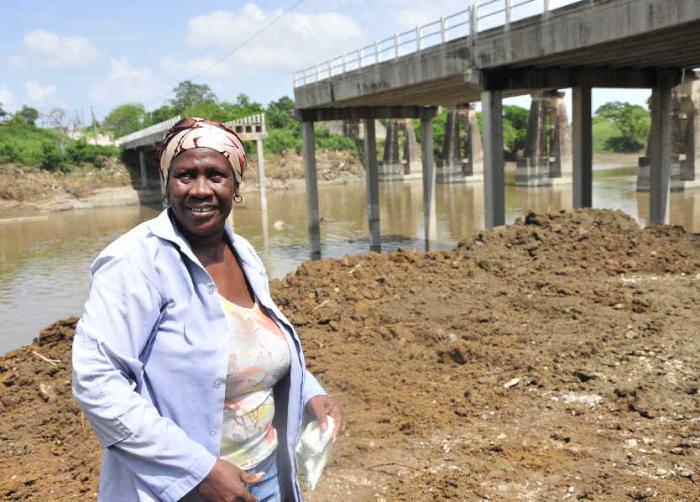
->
[638,72,700,192]
[483,91,505,228]
[302,121,321,258]
[364,119,381,251]
[402,119,421,176]
[516,90,572,186]
[436,105,483,184]
[380,120,404,181]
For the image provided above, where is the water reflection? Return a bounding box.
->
[0,165,698,353]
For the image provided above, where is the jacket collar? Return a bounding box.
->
[148,208,240,269]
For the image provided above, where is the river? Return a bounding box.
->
[1,164,698,354]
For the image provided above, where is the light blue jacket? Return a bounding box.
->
[72,209,326,502]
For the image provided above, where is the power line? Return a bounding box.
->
[149,0,306,108]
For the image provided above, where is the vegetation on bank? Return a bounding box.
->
[0,79,651,180]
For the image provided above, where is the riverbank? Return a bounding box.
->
[0,149,365,219]
[0,152,638,220]
[0,208,698,500]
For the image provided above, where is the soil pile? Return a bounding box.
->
[1,209,699,500]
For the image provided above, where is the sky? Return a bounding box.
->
[0,0,652,123]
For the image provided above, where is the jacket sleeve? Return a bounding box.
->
[71,254,216,502]
[302,369,327,405]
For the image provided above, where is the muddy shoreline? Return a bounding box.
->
[1,208,697,501]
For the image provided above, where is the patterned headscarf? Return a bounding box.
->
[159,117,247,185]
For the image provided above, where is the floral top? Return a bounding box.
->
[218,295,291,470]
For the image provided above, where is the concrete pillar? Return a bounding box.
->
[256,139,267,213]
[649,86,673,224]
[517,90,572,186]
[138,150,148,189]
[364,118,381,251]
[482,90,505,228]
[380,120,402,181]
[401,119,421,175]
[572,86,593,208]
[302,121,321,257]
[420,110,437,244]
[463,103,483,179]
[436,107,463,183]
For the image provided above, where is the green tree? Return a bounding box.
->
[170,80,217,113]
[595,101,650,152]
[103,104,146,137]
[14,105,39,126]
[144,104,177,126]
[266,96,296,130]
[503,105,529,157]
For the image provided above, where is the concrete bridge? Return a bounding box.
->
[293,0,700,255]
[116,113,268,209]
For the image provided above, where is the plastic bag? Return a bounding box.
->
[295,416,335,490]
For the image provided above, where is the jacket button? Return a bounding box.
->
[213,378,222,388]
[209,428,217,437]
[207,283,215,294]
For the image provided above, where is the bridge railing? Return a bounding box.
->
[115,116,181,149]
[293,0,585,88]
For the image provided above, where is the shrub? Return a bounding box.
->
[266,128,303,154]
[0,143,21,163]
[65,139,119,166]
[40,142,66,172]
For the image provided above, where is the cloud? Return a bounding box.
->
[25,81,56,103]
[158,56,234,80]
[182,4,364,73]
[0,88,15,110]
[10,29,99,69]
[89,57,165,105]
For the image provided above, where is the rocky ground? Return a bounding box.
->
[0,209,698,501]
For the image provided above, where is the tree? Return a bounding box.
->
[14,105,39,126]
[144,104,176,126]
[103,104,146,138]
[266,96,296,130]
[503,105,529,157]
[170,80,217,113]
[595,101,650,152]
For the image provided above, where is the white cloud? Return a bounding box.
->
[0,88,15,111]
[182,4,364,72]
[10,29,99,69]
[25,81,56,103]
[89,57,165,105]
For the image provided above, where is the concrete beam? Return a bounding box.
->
[649,86,673,224]
[364,119,381,251]
[295,106,436,122]
[572,86,593,208]
[302,122,321,257]
[473,67,683,91]
[482,90,505,228]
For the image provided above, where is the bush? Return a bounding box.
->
[40,142,66,172]
[266,128,302,154]
[0,143,21,163]
[65,139,119,166]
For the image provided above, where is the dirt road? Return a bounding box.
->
[1,209,698,500]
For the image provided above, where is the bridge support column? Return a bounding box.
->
[463,104,483,180]
[482,90,505,228]
[302,121,321,258]
[517,90,572,186]
[138,150,148,189]
[256,139,268,213]
[420,109,437,245]
[380,120,403,181]
[572,86,593,208]
[364,118,381,251]
[649,86,673,224]
[402,119,421,175]
[437,107,463,183]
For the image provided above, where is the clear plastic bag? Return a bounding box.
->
[295,416,335,490]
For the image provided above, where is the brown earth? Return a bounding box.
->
[0,209,698,501]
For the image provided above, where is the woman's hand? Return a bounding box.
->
[197,458,263,502]
[305,395,346,442]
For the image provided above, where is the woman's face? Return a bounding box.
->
[168,148,235,239]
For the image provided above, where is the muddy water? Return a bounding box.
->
[1,165,698,354]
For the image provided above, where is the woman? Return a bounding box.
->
[72,118,344,502]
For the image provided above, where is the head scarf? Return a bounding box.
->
[159,117,247,185]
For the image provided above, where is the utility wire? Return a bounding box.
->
[149,0,306,107]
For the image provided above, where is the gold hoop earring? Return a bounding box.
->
[233,194,243,204]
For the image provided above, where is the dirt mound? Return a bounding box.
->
[1,209,699,500]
